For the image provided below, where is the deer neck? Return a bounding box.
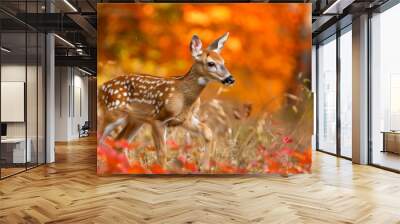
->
[178,65,209,106]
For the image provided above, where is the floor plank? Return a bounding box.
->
[0,136,400,224]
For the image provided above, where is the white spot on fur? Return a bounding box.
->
[197,77,207,86]
[191,116,200,126]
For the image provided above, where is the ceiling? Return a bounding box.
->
[0,0,393,75]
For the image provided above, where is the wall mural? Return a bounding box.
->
[97,3,312,175]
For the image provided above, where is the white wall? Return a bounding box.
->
[1,64,46,164]
[54,67,89,141]
[1,65,40,137]
[55,67,69,141]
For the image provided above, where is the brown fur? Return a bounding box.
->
[98,33,232,169]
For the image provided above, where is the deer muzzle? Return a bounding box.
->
[222,76,235,86]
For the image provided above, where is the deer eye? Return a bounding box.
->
[207,62,216,67]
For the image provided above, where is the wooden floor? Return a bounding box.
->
[372,150,400,171]
[1,167,26,178]
[1,136,400,224]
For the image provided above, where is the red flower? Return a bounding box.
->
[103,137,116,148]
[257,144,266,154]
[166,139,180,151]
[184,144,193,152]
[209,159,217,167]
[177,155,198,172]
[115,140,130,149]
[97,145,130,174]
[282,136,293,144]
[280,147,294,156]
[236,167,248,174]
[250,160,259,168]
[184,162,198,172]
[177,155,187,164]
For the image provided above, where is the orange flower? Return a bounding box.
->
[127,141,141,151]
[264,158,281,173]
[129,161,146,174]
[217,162,236,173]
[150,163,167,174]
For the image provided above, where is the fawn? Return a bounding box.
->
[98,32,234,169]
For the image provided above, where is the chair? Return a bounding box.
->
[78,121,90,138]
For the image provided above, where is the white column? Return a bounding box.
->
[46,33,55,163]
[45,0,56,163]
[352,14,369,164]
[312,45,317,151]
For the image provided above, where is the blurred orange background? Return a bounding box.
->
[98,3,311,113]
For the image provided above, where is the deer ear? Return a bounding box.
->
[208,32,229,53]
[190,35,203,60]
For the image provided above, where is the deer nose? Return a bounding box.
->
[222,76,235,86]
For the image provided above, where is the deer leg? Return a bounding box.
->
[182,116,213,171]
[99,117,127,146]
[112,106,146,142]
[150,120,167,168]
[113,121,143,143]
[114,119,140,141]
[113,122,130,142]
[163,127,168,143]
[127,124,143,143]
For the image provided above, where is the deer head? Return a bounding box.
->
[189,32,235,86]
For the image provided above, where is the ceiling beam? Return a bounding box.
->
[55,55,96,71]
[67,13,97,45]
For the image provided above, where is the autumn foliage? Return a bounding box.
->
[97,3,313,175]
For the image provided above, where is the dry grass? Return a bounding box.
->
[97,77,313,175]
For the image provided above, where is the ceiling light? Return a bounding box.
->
[1,47,11,53]
[54,34,75,48]
[322,0,355,15]
[63,0,78,12]
[78,67,93,76]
